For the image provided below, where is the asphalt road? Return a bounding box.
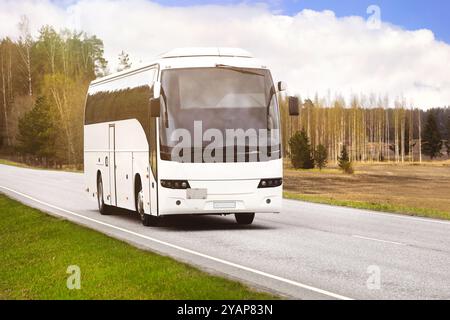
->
[1,164,450,300]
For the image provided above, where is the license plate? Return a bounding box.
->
[213,201,236,209]
[186,188,207,199]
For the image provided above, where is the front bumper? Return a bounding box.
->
[158,180,282,215]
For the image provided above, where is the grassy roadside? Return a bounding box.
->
[0,158,82,173]
[0,194,277,299]
[283,192,450,221]
[0,158,34,169]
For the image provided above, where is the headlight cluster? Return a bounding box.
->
[161,180,191,189]
[258,178,282,188]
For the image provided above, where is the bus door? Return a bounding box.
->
[108,124,117,206]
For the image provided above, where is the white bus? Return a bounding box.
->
[84,47,299,226]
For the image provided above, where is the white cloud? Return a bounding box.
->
[0,0,449,108]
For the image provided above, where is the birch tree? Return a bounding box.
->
[17,15,33,97]
[418,109,422,162]
[1,52,10,145]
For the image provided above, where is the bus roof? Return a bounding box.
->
[90,47,260,86]
[160,47,253,59]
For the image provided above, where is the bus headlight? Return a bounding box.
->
[161,180,191,189]
[258,178,282,188]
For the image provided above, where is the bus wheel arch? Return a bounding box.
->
[135,173,158,227]
[96,170,111,215]
[96,170,102,185]
[134,174,142,212]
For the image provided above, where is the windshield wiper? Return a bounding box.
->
[215,64,265,77]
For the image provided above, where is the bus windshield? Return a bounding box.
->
[159,67,281,163]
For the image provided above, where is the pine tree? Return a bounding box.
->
[338,145,353,174]
[421,112,442,159]
[314,144,328,170]
[289,130,314,169]
[17,96,56,162]
[117,50,132,72]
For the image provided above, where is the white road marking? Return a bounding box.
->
[352,235,405,246]
[0,185,352,300]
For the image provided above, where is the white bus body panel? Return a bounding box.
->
[84,119,152,214]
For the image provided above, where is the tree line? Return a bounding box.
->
[280,95,450,168]
[0,17,108,167]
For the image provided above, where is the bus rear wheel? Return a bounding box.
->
[135,180,159,227]
[97,174,111,215]
[235,213,255,225]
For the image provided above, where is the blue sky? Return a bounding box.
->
[152,0,450,43]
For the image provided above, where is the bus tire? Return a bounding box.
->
[135,177,159,227]
[141,212,159,227]
[235,213,255,225]
[97,173,111,215]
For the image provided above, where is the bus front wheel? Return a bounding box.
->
[97,174,111,215]
[235,213,255,225]
[135,180,159,227]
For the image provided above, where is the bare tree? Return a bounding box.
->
[418,109,422,163]
[409,107,414,162]
[7,42,13,101]
[1,52,10,145]
[400,104,405,163]
[17,15,33,96]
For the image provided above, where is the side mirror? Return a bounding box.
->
[150,97,160,117]
[277,81,287,92]
[288,96,299,116]
[153,81,161,99]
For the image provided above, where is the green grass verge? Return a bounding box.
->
[0,158,32,169]
[0,194,277,300]
[283,192,450,221]
[0,158,82,173]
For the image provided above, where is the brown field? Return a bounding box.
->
[284,160,450,218]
